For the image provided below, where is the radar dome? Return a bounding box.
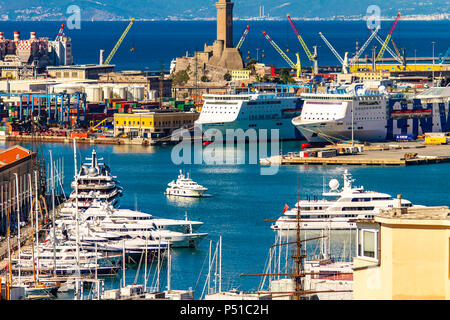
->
[329,179,340,190]
[88,167,97,176]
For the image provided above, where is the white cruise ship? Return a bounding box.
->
[271,170,423,230]
[292,85,450,144]
[195,88,304,141]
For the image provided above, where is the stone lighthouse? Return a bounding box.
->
[216,0,234,48]
[196,0,244,70]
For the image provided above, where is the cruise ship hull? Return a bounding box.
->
[199,118,303,142]
[295,120,387,143]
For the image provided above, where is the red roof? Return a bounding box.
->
[0,145,31,168]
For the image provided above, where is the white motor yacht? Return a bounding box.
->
[272,170,423,230]
[165,170,208,198]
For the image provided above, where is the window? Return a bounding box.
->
[357,228,378,260]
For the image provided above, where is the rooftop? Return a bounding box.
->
[0,145,32,168]
[47,64,115,70]
[369,206,450,227]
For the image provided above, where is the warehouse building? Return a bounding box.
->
[114,111,199,138]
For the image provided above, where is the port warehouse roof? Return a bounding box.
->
[416,87,450,98]
[0,145,33,170]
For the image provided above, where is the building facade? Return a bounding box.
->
[114,111,199,138]
[353,202,450,300]
[0,145,39,237]
[47,64,115,80]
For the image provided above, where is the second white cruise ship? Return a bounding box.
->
[292,85,450,144]
[195,87,304,141]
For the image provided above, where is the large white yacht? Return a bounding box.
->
[56,203,208,249]
[12,242,120,276]
[195,86,304,142]
[64,149,123,211]
[292,85,450,144]
[271,170,422,230]
[165,170,208,198]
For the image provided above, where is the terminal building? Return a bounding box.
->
[113,111,199,138]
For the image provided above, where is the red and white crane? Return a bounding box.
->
[377,12,401,61]
[236,25,250,50]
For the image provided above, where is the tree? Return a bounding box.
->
[279,68,294,84]
[171,69,190,86]
[223,72,232,81]
[201,75,209,82]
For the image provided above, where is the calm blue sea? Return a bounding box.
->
[2,139,450,298]
[0,20,448,71]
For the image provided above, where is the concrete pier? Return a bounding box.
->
[262,142,450,166]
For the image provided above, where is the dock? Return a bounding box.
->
[262,142,450,166]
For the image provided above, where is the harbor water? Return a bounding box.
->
[2,139,450,298]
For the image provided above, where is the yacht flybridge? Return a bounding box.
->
[165,170,208,198]
[272,170,423,230]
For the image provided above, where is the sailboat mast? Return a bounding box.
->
[34,171,40,281]
[13,173,21,284]
[6,186,12,286]
[293,173,304,300]
[219,236,222,293]
[28,174,36,285]
[73,140,81,278]
[167,244,171,292]
[49,150,57,277]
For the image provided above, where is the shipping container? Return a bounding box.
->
[424,137,449,145]
[394,134,416,142]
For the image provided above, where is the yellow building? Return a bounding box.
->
[350,63,450,73]
[114,111,199,138]
[353,201,450,300]
[230,69,251,81]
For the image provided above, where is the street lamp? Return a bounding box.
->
[432,41,435,87]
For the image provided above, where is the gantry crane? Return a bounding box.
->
[287,14,318,74]
[262,31,301,78]
[376,12,401,61]
[318,32,349,73]
[103,18,135,65]
[236,25,250,50]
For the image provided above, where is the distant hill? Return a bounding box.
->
[2,0,449,20]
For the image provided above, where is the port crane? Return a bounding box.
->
[318,32,349,73]
[376,12,401,61]
[262,30,301,78]
[348,26,380,65]
[236,25,250,50]
[287,14,318,74]
[438,47,450,64]
[372,33,403,64]
[103,18,135,65]
[55,23,65,41]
